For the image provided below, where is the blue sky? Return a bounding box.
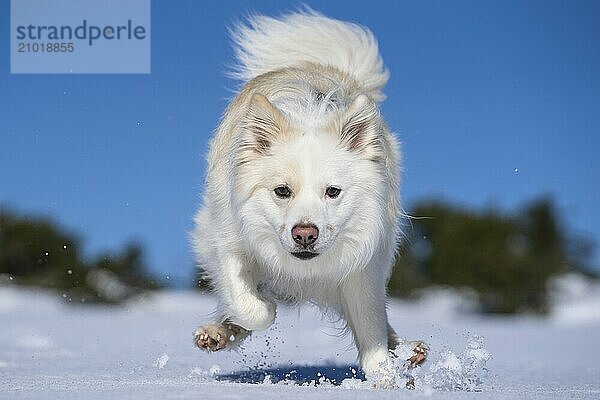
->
[1,0,599,284]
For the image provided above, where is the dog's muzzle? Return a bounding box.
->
[291,251,319,260]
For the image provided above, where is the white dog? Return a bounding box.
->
[192,10,426,388]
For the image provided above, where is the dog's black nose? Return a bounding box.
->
[291,224,319,248]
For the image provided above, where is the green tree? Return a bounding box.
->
[389,198,592,314]
[0,208,160,304]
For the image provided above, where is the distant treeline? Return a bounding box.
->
[1,198,596,312]
[389,198,596,313]
[0,209,160,304]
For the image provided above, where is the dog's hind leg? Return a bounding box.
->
[387,323,429,367]
[386,322,428,389]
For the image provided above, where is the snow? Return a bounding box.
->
[1,275,599,399]
[153,353,169,370]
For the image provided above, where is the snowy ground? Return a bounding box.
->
[1,274,599,399]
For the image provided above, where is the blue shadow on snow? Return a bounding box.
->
[216,365,366,385]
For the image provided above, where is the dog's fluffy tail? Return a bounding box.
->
[230,9,389,102]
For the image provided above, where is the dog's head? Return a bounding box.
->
[233,92,392,271]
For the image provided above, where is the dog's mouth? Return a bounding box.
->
[291,251,319,260]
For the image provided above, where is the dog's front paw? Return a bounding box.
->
[195,324,229,351]
[372,376,398,390]
[362,348,398,389]
[195,323,249,352]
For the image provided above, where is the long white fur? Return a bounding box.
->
[230,9,389,102]
[193,10,403,388]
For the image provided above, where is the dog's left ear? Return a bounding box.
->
[241,93,288,155]
[341,95,383,159]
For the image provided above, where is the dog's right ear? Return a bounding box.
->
[241,93,287,155]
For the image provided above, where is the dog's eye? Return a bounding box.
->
[325,186,341,199]
[274,185,292,198]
